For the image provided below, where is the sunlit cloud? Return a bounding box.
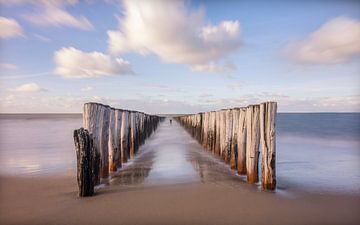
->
[53,47,133,78]
[0,63,17,70]
[14,82,47,92]
[285,17,360,64]
[108,0,241,72]
[0,17,24,39]
[33,33,51,42]
[81,86,93,92]
[1,0,93,30]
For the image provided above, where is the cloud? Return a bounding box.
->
[191,62,236,73]
[33,34,51,42]
[1,0,93,30]
[0,63,17,70]
[107,0,241,72]
[53,47,133,78]
[14,83,47,92]
[81,86,93,91]
[227,82,243,90]
[0,17,23,39]
[285,17,360,64]
[23,3,93,30]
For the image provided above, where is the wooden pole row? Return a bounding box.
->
[175,102,277,190]
[77,102,163,196]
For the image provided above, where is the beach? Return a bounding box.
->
[0,114,359,225]
[1,175,359,225]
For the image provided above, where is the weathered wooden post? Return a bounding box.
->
[83,103,101,184]
[129,112,136,159]
[230,108,239,169]
[209,111,216,154]
[237,108,247,175]
[260,102,277,190]
[246,105,260,183]
[224,109,233,164]
[109,108,122,172]
[219,109,226,160]
[99,105,110,179]
[120,110,130,163]
[215,111,221,156]
[74,128,95,197]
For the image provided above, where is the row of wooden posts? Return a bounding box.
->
[175,102,277,190]
[74,102,163,196]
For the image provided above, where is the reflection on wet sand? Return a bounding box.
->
[107,118,250,189]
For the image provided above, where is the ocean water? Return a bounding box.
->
[0,113,359,194]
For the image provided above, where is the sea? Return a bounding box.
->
[0,113,359,194]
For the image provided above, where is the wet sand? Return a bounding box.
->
[1,175,359,225]
[1,119,359,225]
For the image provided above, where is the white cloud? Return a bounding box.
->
[33,34,51,42]
[0,17,23,39]
[81,86,93,91]
[0,63,17,70]
[285,17,360,64]
[53,47,133,78]
[1,0,93,30]
[23,3,93,30]
[107,0,241,72]
[227,82,243,90]
[191,61,236,73]
[14,83,47,92]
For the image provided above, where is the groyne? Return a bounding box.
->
[74,102,163,197]
[175,102,277,190]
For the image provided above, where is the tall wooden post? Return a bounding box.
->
[129,112,136,159]
[120,110,130,163]
[215,111,221,156]
[237,108,247,175]
[224,109,233,164]
[99,105,110,179]
[74,128,95,197]
[83,103,101,184]
[246,105,260,183]
[109,108,122,172]
[219,110,226,160]
[260,102,277,190]
[230,108,239,169]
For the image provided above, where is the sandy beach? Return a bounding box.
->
[1,174,359,225]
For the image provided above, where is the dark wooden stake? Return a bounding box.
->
[74,128,95,197]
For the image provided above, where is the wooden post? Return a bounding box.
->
[215,111,221,156]
[237,108,247,175]
[260,102,277,190]
[230,108,239,170]
[120,110,130,163]
[115,109,123,168]
[219,110,226,160]
[246,105,260,183]
[224,109,233,164]
[74,128,94,197]
[83,103,101,184]
[99,105,110,179]
[209,111,216,154]
[109,108,122,172]
[129,112,136,158]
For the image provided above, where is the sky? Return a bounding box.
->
[0,0,359,113]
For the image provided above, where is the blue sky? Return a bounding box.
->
[0,0,359,113]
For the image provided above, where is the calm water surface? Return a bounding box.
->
[0,113,359,194]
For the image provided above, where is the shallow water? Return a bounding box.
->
[0,113,359,194]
